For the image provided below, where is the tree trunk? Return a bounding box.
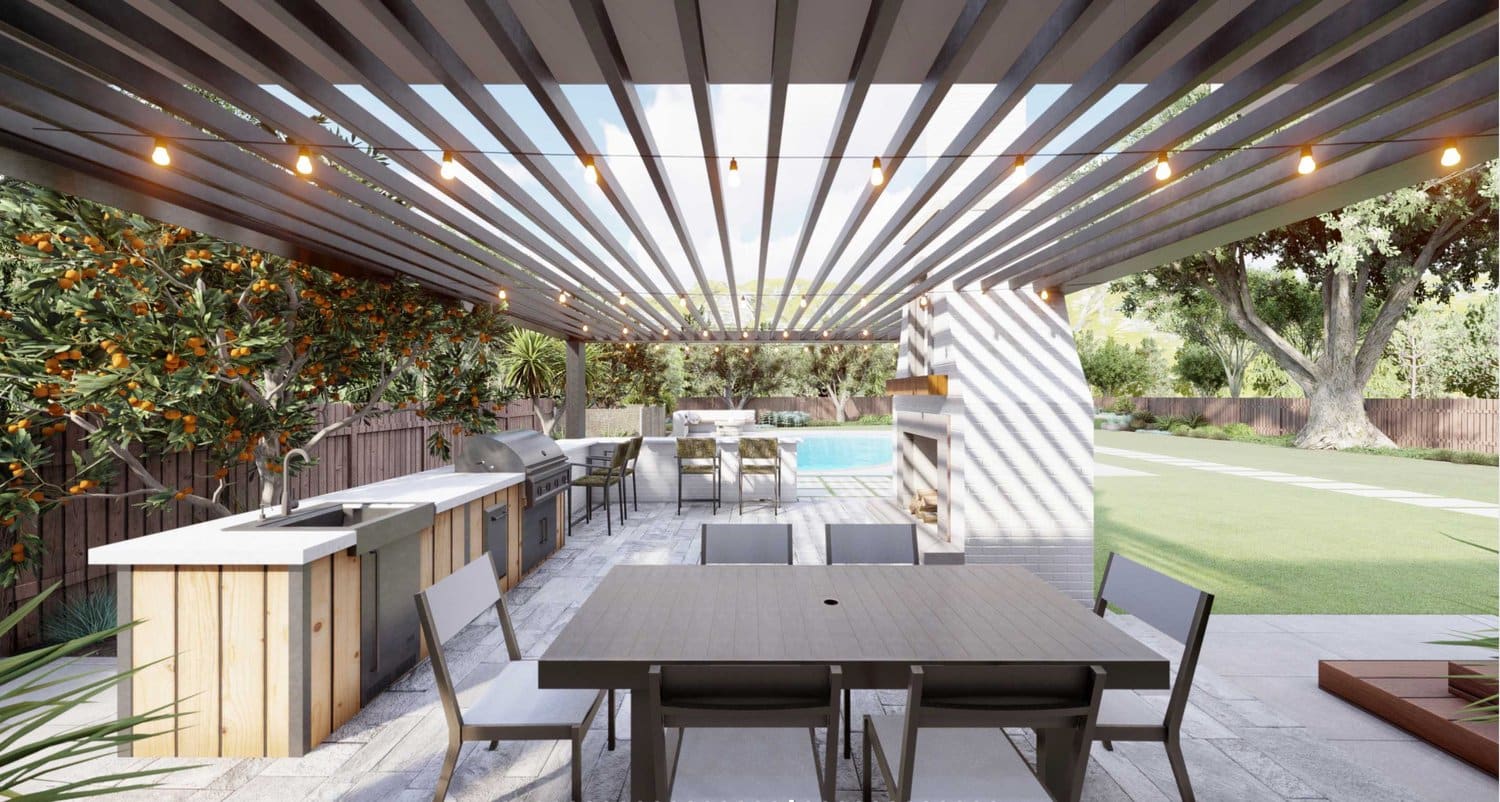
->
[1294,377,1395,449]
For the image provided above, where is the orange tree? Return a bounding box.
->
[0,181,512,584]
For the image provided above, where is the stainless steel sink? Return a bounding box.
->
[229,502,435,554]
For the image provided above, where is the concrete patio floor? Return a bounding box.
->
[15,497,1497,801]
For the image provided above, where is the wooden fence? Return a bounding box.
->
[0,399,551,656]
[676,395,893,421]
[1097,396,1498,452]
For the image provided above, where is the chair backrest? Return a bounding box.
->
[922,551,965,565]
[676,437,717,462]
[738,437,779,463]
[414,557,521,731]
[894,664,1106,802]
[1094,553,1213,726]
[700,523,793,564]
[623,436,643,464]
[648,663,841,800]
[825,523,918,565]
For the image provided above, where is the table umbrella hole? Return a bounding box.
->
[823,598,839,606]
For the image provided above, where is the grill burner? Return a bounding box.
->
[457,430,571,508]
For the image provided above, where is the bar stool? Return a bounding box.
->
[593,436,642,516]
[675,437,720,515]
[736,437,781,515]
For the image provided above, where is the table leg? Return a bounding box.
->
[630,687,659,801]
[1034,726,1084,800]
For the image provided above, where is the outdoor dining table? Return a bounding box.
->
[537,564,1170,801]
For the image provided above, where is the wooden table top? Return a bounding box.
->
[539,565,1170,690]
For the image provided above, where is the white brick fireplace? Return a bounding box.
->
[893,287,1095,601]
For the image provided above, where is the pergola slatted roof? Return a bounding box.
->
[0,0,1493,343]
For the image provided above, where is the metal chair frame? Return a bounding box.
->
[864,664,1107,802]
[1092,552,1215,802]
[595,436,643,514]
[415,557,615,802]
[648,663,842,802]
[675,437,721,515]
[570,444,629,536]
[736,437,782,515]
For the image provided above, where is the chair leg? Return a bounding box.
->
[603,486,611,537]
[584,487,592,523]
[617,480,626,525]
[607,688,616,750]
[1102,739,1114,751]
[570,726,584,802]
[432,739,461,802]
[861,715,873,802]
[677,471,682,515]
[632,473,638,511]
[1166,735,1195,802]
[487,740,498,751]
[843,687,852,759]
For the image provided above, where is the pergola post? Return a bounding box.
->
[564,338,586,438]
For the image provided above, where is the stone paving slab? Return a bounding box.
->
[6,498,1496,801]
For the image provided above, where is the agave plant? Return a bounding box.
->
[0,583,184,799]
[1429,534,1499,722]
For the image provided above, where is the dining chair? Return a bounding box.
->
[1091,553,1215,802]
[648,663,841,801]
[700,523,793,565]
[921,551,965,565]
[571,443,629,535]
[676,437,720,515]
[415,557,615,802]
[824,523,917,757]
[737,437,782,514]
[863,664,1107,802]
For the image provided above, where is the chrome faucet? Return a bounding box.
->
[280,448,311,517]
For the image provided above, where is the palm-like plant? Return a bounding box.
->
[1,583,183,799]
[498,329,565,434]
[1430,534,1498,722]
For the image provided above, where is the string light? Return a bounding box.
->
[918,294,929,309]
[822,329,830,338]
[557,290,569,305]
[150,139,170,166]
[781,331,789,339]
[583,156,598,185]
[1012,155,1026,181]
[714,346,721,353]
[496,287,507,301]
[727,157,740,188]
[294,145,314,176]
[582,324,589,333]
[678,294,688,307]
[870,157,884,187]
[1441,139,1461,167]
[741,330,749,339]
[439,150,457,180]
[622,326,630,336]
[618,293,629,306]
[701,330,710,339]
[1040,287,1051,301]
[799,296,808,308]
[861,328,870,338]
[1153,152,1171,181]
[1296,145,1316,175]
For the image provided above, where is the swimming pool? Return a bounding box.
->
[796,432,893,472]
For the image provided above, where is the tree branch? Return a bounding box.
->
[1199,250,1319,389]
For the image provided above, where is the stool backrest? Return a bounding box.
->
[700,523,793,564]
[676,437,717,462]
[825,523,918,565]
[738,437,779,462]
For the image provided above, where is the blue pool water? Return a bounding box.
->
[796,433,893,472]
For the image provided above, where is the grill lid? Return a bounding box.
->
[457,430,566,475]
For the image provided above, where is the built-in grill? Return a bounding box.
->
[457,430,572,573]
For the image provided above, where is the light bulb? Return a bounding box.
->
[1441,140,1461,168]
[861,328,869,338]
[799,296,808,308]
[619,293,628,306]
[835,344,843,352]
[295,146,314,176]
[440,151,457,180]
[1296,146,1316,175]
[727,157,740,188]
[870,157,884,187]
[497,287,507,301]
[582,324,589,333]
[1040,288,1050,301]
[622,326,629,336]
[741,330,749,339]
[918,294,929,308]
[702,330,710,339]
[1153,152,1171,181]
[781,331,789,339]
[1012,155,1026,181]
[583,157,598,185]
[150,139,170,167]
[822,329,830,338]
[558,290,569,305]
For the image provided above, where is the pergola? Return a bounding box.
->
[0,0,1492,347]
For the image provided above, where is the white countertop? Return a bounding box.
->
[88,467,522,567]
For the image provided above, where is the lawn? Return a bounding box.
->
[1093,430,1499,614]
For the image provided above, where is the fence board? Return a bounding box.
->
[2,399,543,656]
[1096,396,1497,452]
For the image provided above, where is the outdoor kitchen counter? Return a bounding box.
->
[558,435,800,511]
[88,468,545,762]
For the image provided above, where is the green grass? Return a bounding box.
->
[1094,431,1499,614]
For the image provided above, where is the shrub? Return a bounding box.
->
[1187,425,1229,440]
[1169,423,1191,436]
[1222,422,1254,439]
[1107,397,1138,415]
[1346,445,1500,467]
[854,414,893,425]
[42,590,117,645]
[1128,411,1159,430]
